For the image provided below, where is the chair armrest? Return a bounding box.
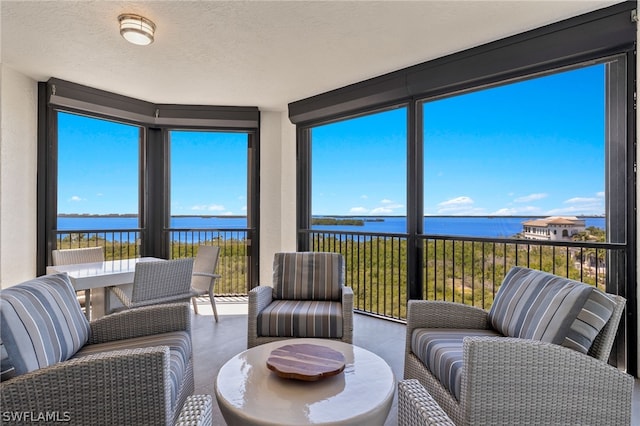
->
[341,286,354,343]
[398,379,455,426]
[248,286,273,315]
[192,272,221,280]
[0,347,175,425]
[175,395,212,426]
[406,300,490,355]
[247,286,273,347]
[461,336,634,426]
[89,303,191,344]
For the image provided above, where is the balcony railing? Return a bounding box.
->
[54,228,142,259]
[305,229,627,322]
[55,228,627,321]
[167,228,250,295]
[53,227,250,295]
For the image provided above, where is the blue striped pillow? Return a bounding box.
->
[488,267,593,345]
[562,288,615,353]
[273,252,344,301]
[0,273,90,376]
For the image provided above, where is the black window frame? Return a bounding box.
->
[291,2,636,374]
[37,78,261,289]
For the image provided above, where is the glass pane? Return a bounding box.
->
[423,64,606,240]
[57,112,140,230]
[170,131,248,229]
[311,107,407,232]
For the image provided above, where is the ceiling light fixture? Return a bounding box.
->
[118,14,156,46]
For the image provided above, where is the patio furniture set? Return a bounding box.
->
[0,251,634,425]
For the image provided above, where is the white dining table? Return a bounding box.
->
[47,257,163,320]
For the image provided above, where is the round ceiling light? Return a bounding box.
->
[118,14,156,46]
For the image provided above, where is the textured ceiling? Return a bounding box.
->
[1,1,623,111]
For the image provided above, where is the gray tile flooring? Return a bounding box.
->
[191,298,637,426]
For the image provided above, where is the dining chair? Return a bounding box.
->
[110,258,198,310]
[51,246,105,317]
[191,245,222,322]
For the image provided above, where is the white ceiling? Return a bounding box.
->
[1,1,623,112]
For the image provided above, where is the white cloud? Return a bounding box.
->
[564,197,599,204]
[241,205,247,211]
[70,196,82,202]
[542,194,604,216]
[596,191,605,198]
[191,204,226,212]
[349,207,369,214]
[370,207,394,214]
[380,199,393,204]
[490,206,541,216]
[360,195,368,199]
[514,193,547,203]
[438,196,473,207]
[437,196,484,215]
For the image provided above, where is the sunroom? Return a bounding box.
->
[1,1,638,424]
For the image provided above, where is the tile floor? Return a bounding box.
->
[190,298,638,426]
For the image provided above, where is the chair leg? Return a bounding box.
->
[210,295,218,322]
[192,297,199,315]
[209,281,218,322]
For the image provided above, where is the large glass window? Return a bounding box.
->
[56,112,141,253]
[311,107,407,230]
[422,63,607,240]
[170,130,248,223]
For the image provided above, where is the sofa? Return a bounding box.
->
[0,273,211,426]
[404,266,633,425]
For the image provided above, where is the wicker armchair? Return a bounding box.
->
[404,267,634,426]
[1,274,211,426]
[398,379,454,426]
[248,252,353,348]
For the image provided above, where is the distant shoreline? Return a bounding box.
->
[58,213,605,219]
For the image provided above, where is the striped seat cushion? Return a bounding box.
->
[488,267,594,345]
[257,300,343,338]
[0,273,91,377]
[74,331,191,408]
[273,252,344,301]
[411,328,502,401]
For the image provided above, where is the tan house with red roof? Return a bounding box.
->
[522,216,586,241]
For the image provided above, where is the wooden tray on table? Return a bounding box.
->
[266,343,346,381]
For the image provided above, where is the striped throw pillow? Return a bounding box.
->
[562,288,615,353]
[488,267,593,345]
[0,273,90,376]
[273,252,344,301]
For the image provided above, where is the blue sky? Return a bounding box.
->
[313,63,605,216]
[58,63,605,217]
[57,115,247,215]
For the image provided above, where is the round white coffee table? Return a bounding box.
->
[215,338,395,426]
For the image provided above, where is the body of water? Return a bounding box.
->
[57,215,606,239]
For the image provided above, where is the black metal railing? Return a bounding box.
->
[55,227,627,320]
[305,229,627,321]
[167,228,250,295]
[54,228,142,260]
[53,227,251,296]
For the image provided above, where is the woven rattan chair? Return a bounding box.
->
[404,267,634,425]
[191,246,221,322]
[51,246,105,317]
[398,379,454,426]
[110,258,198,310]
[0,274,211,426]
[248,252,353,348]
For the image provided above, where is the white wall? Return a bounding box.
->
[258,111,297,285]
[0,66,38,287]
